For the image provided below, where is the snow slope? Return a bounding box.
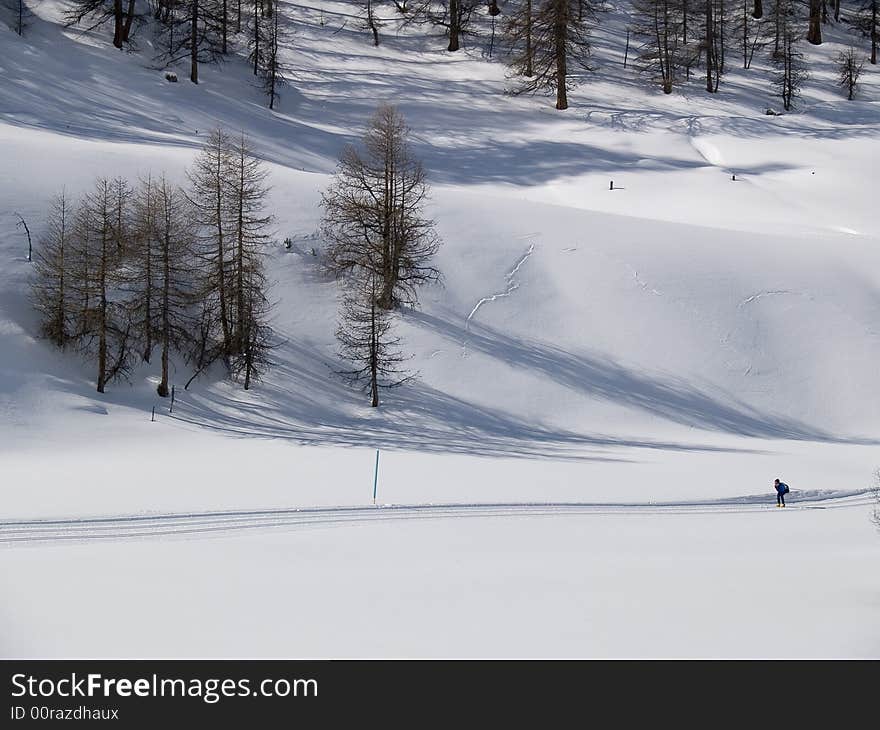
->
[0,1,878,657]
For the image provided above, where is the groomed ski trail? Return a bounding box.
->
[0,489,871,544]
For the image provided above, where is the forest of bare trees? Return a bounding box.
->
[31,105,442,407]
[57,0,288,104]
[21,2,879,403]
[31,130,275,394]
[48,0,877,112]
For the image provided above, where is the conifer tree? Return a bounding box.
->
[633,0,686,93]
[187,128,234,355]
[855,0,878,64]
[321,105,440,310]
[505,0,593,109]
[772,24,807,110]
[336,276,410,407]
[227,132,273,355]
[31,192,73,349]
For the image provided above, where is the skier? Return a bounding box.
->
[774,478,790,507]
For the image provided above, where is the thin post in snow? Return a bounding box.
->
[624,29,630,68]
[170,385,175,413]
[372,449,380,505]
[151,406,156,422]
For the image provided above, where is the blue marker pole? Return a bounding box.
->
[372,449,380,505]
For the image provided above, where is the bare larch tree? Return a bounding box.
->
[187,128,234,355]
[336,276,411,407]
[321,104,441,310]
[69,179,134,392]
[31,192,73,349]
[251,3,290,108]
[506,0,593,109]
[128,175,198,395]
[633,0,686,93]
[227,132,273,356]
[772,23,807,110]
[504,0,535,77]
[855,0,878,64]
[63,0,139,49]
[836,47,863,100]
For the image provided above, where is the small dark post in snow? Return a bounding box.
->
[151,406,156,422]
[624,29,630,67]
[170,385,175,413]
[609,180,614,190]
[732,173,736,181]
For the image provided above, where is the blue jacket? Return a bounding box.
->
[776,482,789,495]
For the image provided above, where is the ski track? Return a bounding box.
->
[0,489,871,545]
[738,290,801,307]
[465,243,535,332]
[631,267,663,297]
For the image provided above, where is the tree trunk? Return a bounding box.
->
[773,2,781,56]
[158,206,170,398]
[143,237,152,363]
[554,0,568,110]
[56,198,68,349]
[370,295,379,407]
[752,0,763,18]
[783,35,792,110]
[113,0,124,48]
[807,0,822,44]
[190,0,199,83]
[236,150,245,352]
[214,156,231,351]
[377,151,396,309]
[368,0,380,45]
[222,0,228,53]
[525,0,534,76]
[254,0,260,75]
[269,17,277,109]
[121,0,136,42]
[448,0,461,51]
[243,326,252,389]
[873,3,878,64]
[97,218,109,393]
[706,0,714,92]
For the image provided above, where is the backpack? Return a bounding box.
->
[783,484,790,494]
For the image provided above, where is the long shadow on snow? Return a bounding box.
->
[405,308,879,445]
[5,10,877,192]
[169,339,755,461]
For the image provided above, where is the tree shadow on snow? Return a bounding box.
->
[404,308,879,446]
[168,338,765,461]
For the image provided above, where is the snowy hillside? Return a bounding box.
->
[1,1,879,657]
